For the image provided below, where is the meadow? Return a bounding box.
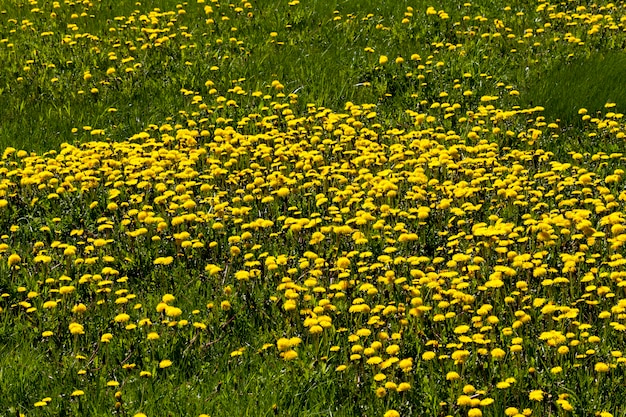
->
[2,0,626,416]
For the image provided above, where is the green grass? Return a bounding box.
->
[3,0,623,154]
[3,1,626,417]
[523,52,626,125]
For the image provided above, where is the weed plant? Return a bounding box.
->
[2,1,626,417]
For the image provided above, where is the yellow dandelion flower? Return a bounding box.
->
[276,187,290,197]
[7,253,21,267]
[309,325,323,335]
[490,348,506,359]
[557,399,574,411]
[529,390,544,401]
[59,285,76,295]
[282,350,298,361]
[398,358,413,371]
[165,306,182,317]
[69,322,85,335]
[336,257,350,269]
[366,356,383,365]
[468,409,482,417]
[72,303,87,314]
[454,325,470,334]
[463,385,476,394]
[276,337,291,352]
[595,362,610,373]
[386,344,400,355]
[114,313,130,323]
[457,395,473,406]
[396,382,411,392]
[356,328,371,337]
[283,299,297,311]
[446,371,460,381]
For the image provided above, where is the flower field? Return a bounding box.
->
[3,0,626,416]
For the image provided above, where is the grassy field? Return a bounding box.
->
[2,0,626,416]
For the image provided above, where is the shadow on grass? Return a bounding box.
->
[524,51,626,127]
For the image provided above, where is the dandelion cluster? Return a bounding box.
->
[2,0,626,416]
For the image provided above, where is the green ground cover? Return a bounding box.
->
[2,1,626,416]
